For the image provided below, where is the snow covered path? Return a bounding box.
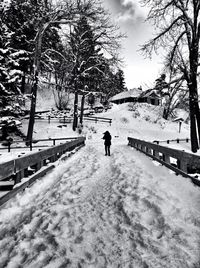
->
[0,142,200,268]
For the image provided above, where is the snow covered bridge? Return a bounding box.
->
[0,141,200,268]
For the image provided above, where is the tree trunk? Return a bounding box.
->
[20,72,26,94]
[80,94,85,124]
[73,81,78,131]
[26,74,38,144]
[189,89,199,153]
[194,100,200,143]
[26,26,45,143]
[188,36,200,152]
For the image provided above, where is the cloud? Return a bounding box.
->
[115,0,147,24]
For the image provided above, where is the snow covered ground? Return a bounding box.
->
[0,102,200,267]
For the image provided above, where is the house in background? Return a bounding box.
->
[139,89,161,106]
[110,88,161,106]
[109,88,142,104]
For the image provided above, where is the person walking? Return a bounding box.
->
[102,131,112,156]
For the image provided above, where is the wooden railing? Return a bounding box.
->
[0,137,86,184]
[24,115,112,125]
[128,137,200,187]
[0,137,78,152]
[153,138,190,144]
[83,115,112,125]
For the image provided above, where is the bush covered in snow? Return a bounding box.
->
[120,117,129,124]
[129,103,164,124]
[0,95,26,117]
[0,116,22,141]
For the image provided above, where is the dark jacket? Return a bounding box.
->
[103,131,112,146]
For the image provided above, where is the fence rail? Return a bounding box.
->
[153,138,190,144]
[0,137,78,152]
[0,137,86,183]
[128,137,200,187]
[24,115,112,125]
[83,116,112,125]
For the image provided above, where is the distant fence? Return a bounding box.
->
[83,116,112,125]
[24,115,112,125]
[0,137,78,152]
[0,137,86,184]
[128,137,200,187]
[153,138,190,144]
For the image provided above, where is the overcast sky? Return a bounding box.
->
[102,0,163,90]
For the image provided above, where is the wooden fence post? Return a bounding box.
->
[153,150,159,158]
[146,147,151,154]
[15,170,24,184]
[163,154,170,164]
[177,158,187,172]
[36,161,42,171]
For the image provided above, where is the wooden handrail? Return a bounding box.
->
[83,116,112,125]
[128,137,200,186]
[0,137,78,152]
[153,138,190,144]
[24,115,112,125]
[0,137,86,183]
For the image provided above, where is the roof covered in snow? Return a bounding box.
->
[109,88,142,102]
[110,88,161,102]
[140,89,161,99]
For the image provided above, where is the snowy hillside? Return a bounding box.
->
[0,101,200,268]
[0,101,192,163]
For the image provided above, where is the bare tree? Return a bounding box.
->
[26,0,89,142]
[163,80,188,119]
[26,0,124,139]
[141,0,200,152]
[63,0,124,130]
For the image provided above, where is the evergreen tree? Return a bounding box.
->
[3,0,63,92]
[154,74,168,97]
[0,10,24,97]
[0,11,26,115]
[69,16,102,91]
[115,68,126,93]
[3,0,40,91]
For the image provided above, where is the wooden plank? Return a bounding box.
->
[0,160,15,181]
